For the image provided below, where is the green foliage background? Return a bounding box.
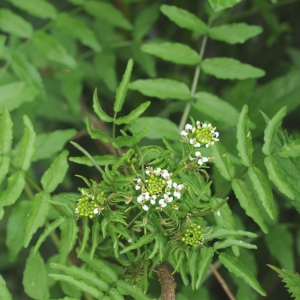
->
[1,0,300,299]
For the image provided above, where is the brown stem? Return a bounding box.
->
[210,263,236,300]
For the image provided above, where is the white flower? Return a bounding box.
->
[93,208,99,214]
[195,151,209,165]
[154,168,162,175]
[142,204,149,211]
[158,194,173,208]
[161,169,171,179]
[181,124,193,136]
[173,183,184,199]
[145,166,153,175]
[190,138,200,147]
[137,194,144,203]
[134,178,142,190]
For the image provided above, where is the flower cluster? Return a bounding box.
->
[182,224,204,247]
[181,121,219,148]
[134,167,184,211]
[75,189,106,219]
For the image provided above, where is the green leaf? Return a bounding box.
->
[86,116,111,142]
[205,226,257,241]
[33,217,67,257]
[79,252,119,283]
[279,139,300,158]
[232,178,268,233]
[128,117,178,140]
[41,150,69,193]
[17,116,36,171]
[6,200,31,262]
[129,79,191,100]
[109,288,124,300]
[23,192,50,248]
[0,81,40,111]
[32,129,76,161]
[93,89,114,122]
[208,23,262,44]
[7,0,57,19]
[50,262,110,291]
[55,13,101,52]
[211,142,235,181]
[236,105,253,167]
[201,58,265,80]
[265,226,294,271]
[141,42,200,65]
[196,247,214,289]
[48,274,103,299]
[219,253,266,296]
[112,126,150,148]
[0,108,13,183]
[32,31,77,68]
[120,234,155,254]
[114,59,133,113]
[214,238,257,251]
[90,217,101,260]
[264,156,295,200]
[208,0,242,12]
[23,248,49,300]
[78,217,91,258]
[248,166,274,219]
[262,107,287,155]
[160,5,207,35]
[211,197,235,231]
[116,280,152,300]
[0,9,33,38]
[0,171,26,207]
[69,155,117,167]
[84,1,132,30]
[0,35,6,56]
[268,265,300,300]
[193,92,240,127]
[133,3,160,40]
[115,101,151,125]
[0,275,12,300]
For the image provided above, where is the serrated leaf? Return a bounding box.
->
[120,234,155,254]
[6,200,31,261]
[32,129,76,162]
[0,9,33,38]
[141,42,200,65]
[193,92,240,126]
[208,0,242,12]
[93,89,114,122]
[78,217,90,258]
[237,105,253,167]
[112,126,150,148]
[248,166,274,219]
[195,246,214,289]
[0,171,26,207]
[116,280,152,300]
[268,265,300,300]
[232,178,268,233]
[128,117,178,140]
[208,23,262,44]
[49,274,103,298]
[41,150,69,193]
[265,226,294,271]
[90,217,101,260]
[32,31,77,68]
[33,216,67,257]
[0,81,40,112]
[86,116,111,142]
[264,156,295,200]
[17,116,36,171]
[7,0,57,19]
[69,155,117,167]
[115,101,151,125]
[211,142,235,181]
[219,253,266,296]
[201,58,265,80]
[160,5,207,35]
[279,140,300,158]
[129,78,191,100]
[214,238,257,251]
[114,59,133,113]
[23,248,49,300]
[212,197,235,230]
[205,226,257,241]
[55,13,101,52]
[50,262,110,291]
[85,1,132,30]
[262,107,287,155]
[0,274,12,300]
[23,192,50,248]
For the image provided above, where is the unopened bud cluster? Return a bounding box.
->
[182,224,204,247]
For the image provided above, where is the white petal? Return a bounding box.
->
[142,205,149,211]
[93,208,99,214]
[181,130,188,136]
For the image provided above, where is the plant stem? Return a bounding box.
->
[210,263,236,300]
